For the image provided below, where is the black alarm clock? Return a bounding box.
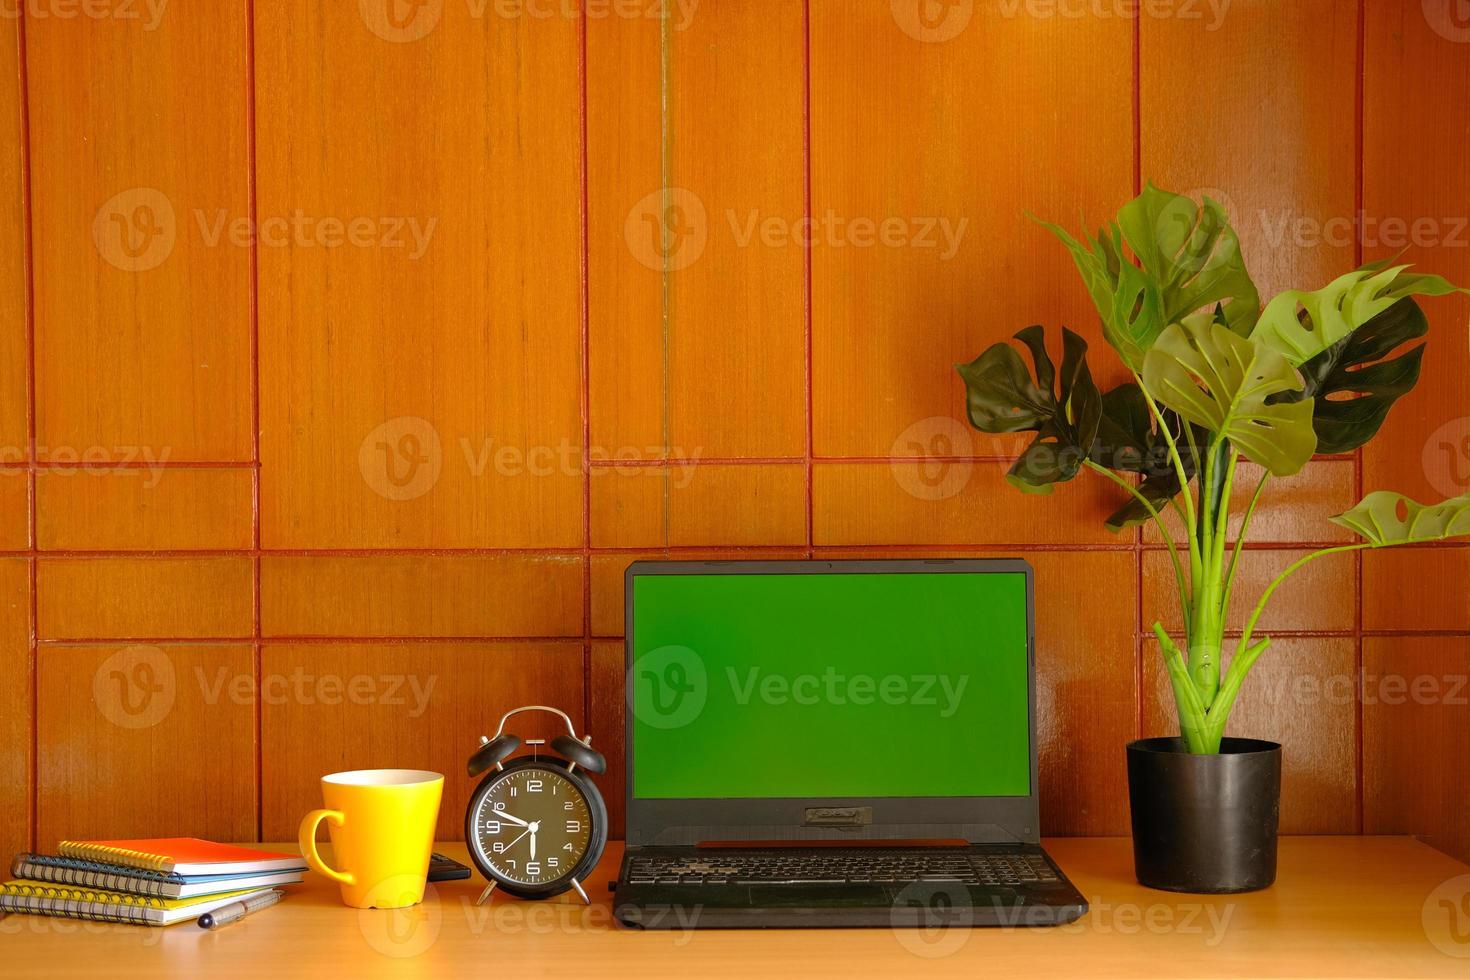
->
[464,705,608,905]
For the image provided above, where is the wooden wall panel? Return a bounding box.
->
[813,462,1118,546]
[588,1,806,460]
[809,2,1133,459]
[0,560,29,863]
[1363,2,1470,507]
[1144,638,1358,835]
[260,555,584,639]
[1140,0,1358,299]
[0,470,26,551]
[37,558,252,640]
[260,643,583,841]
[27,4,252,462]
[1142,461,1358,546]
[1364,548,1470,632]
[0,13,24,466]
[589,640,626,838]
[1143,549,1357,635]
[1364,637,1470,860]
[36,645,256,849]
[255,4,583,548]
[590,464,806,548]
[36,469,253,551]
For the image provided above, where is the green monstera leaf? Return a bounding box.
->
[1142,316,1317,477]
[1253,261,1463,366]
[1273,298,1430,455]
[1093,383,1204,531]
[957,326,1102,494]
[1331,490,1470,544]
[1039,184,1260,371]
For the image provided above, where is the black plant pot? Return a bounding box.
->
[1126,737,1281,894]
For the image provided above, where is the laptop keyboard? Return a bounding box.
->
[623,849,1060,887]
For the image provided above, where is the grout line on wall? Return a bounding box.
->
[579,4,593,735]
[245,0,264,843]
[1352,0,1367,838]
[16,0,38,854]
[1132,6,1144,744]
[803,0,814,559]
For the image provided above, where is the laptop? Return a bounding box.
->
[613,559,1088,929]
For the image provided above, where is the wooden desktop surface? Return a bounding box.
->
[5,837,1469,978]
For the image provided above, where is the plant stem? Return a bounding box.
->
[1222,472,1268,616]
[1133,374,1202,572]
[1238,542,1377,655]
[1085,460,1192,631]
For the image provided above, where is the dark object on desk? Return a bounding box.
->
[613,559,1088,929]
[428,853,472,882]
[1128,737,1281,893]
[464,706,609,907]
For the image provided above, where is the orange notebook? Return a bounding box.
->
[56,838,305,876]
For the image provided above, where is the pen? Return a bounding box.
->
[197,889,285,929]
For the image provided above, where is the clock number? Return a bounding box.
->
[526,862,540,876]
[548,857,559,869]
[527,780,543,793]
[506,859,516,870]
[563,801,574,811]
[484,820,501,834]
[566,820,581,833]
[563,843,573,852]
[494,801,506,811]
[493,842,505,853]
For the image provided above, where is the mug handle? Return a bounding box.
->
[298,808,356,886]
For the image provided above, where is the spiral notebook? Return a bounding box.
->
[56,838,305,876]
[11,853,304,899]
[0,882,270,926]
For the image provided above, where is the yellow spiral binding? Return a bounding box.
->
[0,881,169,907]
[57,841,173,873]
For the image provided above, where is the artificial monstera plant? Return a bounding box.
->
[958,184,1470,754]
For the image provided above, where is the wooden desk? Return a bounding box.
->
[5,837,1469,978]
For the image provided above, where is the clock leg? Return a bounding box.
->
[570,877,590,905]
[476,882,497,907]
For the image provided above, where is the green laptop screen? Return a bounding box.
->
[630,571,1031,799]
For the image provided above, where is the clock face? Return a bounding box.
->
[469,765,593,888]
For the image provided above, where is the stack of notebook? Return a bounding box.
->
[1,838,306,926]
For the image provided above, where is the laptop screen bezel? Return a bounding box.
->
[622,559,1041,847]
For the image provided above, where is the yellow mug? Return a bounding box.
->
[298,769,444,909]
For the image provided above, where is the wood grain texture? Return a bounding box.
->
[260,554,584,638]
[590,548,809,636]
[813,462,1118,546]
[1364,547,1470,631]
[590,464,806,547]
[1364,636,1470,861]
[255,3,583,548]
[1363,2,1470,504]
[1140,0,1358,299]
[0,13,24,465]
[809,1,1133,459]
[1144,637,1358,835]
[1143,548,1357,634]
[0,559,29,863]
[821,548,1136,836]
[0,470,27,551]
[6,838,1470,978]
[27,4,252,461]
[1142,460,1358,546]
[36,468,253,551]
[260,642,584,841]
[36,558,253,639]
[589,640,626,838]
[589,0,806,459]
[35,644,256,850]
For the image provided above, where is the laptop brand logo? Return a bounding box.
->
[804,807,873,828]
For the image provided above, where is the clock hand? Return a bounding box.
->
[530,822,538,861]
[502,826,531,851]
[495,810,530,828]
